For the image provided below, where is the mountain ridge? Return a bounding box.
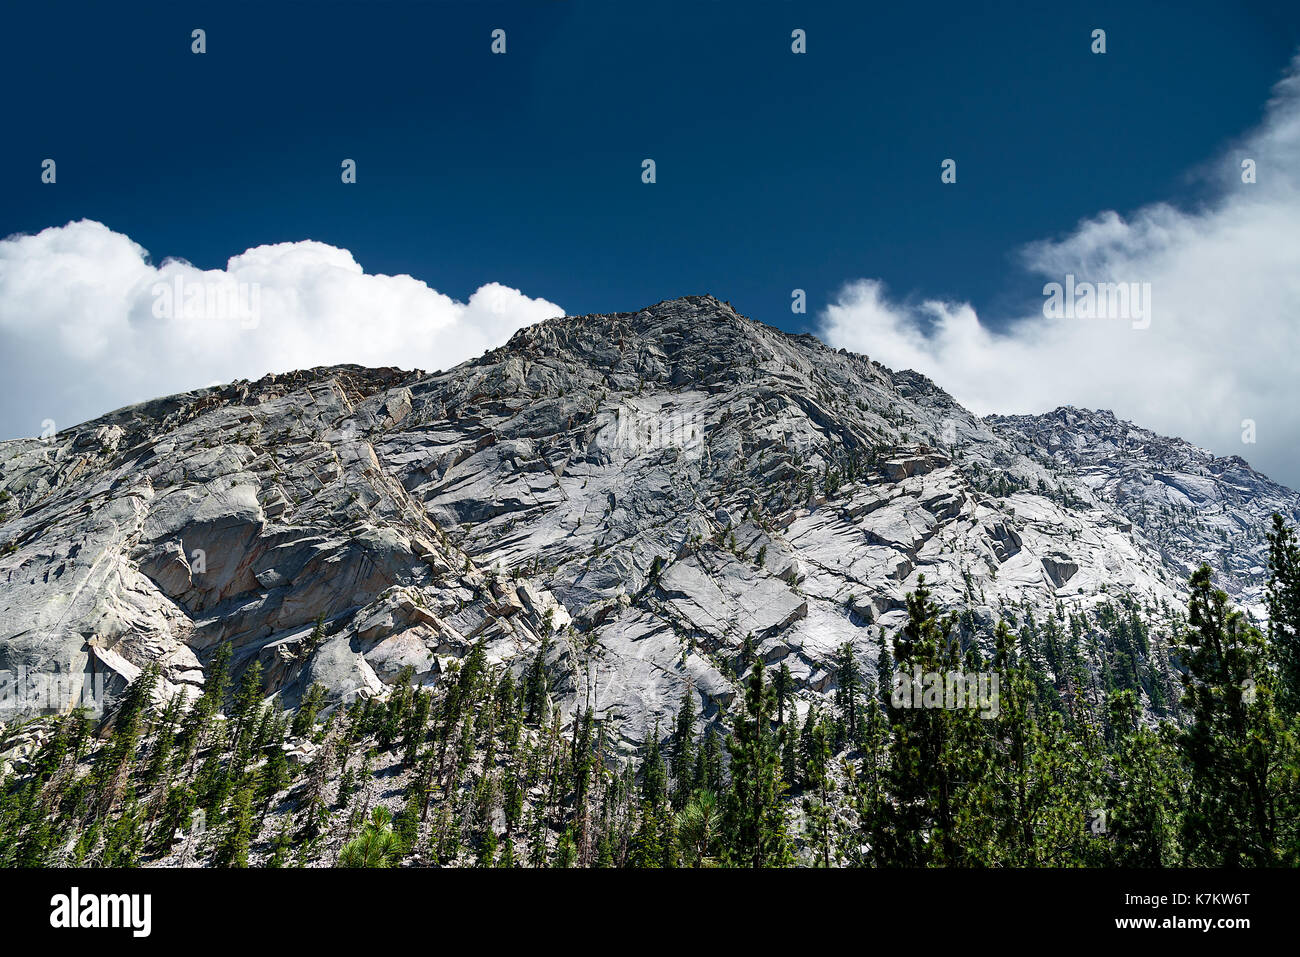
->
[1,295,1295,749]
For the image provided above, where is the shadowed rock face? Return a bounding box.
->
[2,295,1296,747]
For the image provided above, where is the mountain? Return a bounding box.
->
[2,295,1296,748]
[988,406,1298,608]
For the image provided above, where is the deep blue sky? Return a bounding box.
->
[3,0,1299,332]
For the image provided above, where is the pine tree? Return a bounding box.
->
[92,666,158,816]
[258,742,291,818]
[1177,564,1298,866]
[1266,514,1300,716]
[178,642,232,766]
[497,835,516,868]
[553,826,577,868]
[299,731,335,839]
[833,642,862,746]
[305,612,327,657]
[801,711,834,867]
[700,724,724,795]
[402,688,432,767]
[266,819,293,868]
[214,786,255,867]
[230,661,264,751]
[143,691,184,788]
[394,787,423,857]
[292,683,326,738]
[524,635,552,725]
[774,662,793,726]
[670,688,697,808]
[594,828,614,867]
[879,576,985,865]
[639,729,667,809]
[1103,690,1180,866]
[338,806,403,868]
[722,661,792,867]
[737,633,756,677]
[850,676,891,866]
[674,789,719,867]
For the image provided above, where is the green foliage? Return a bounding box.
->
[5,519,1300,869]
[338,807,403,868]
[722,662,792,867]
[1177,564,1299,865]
[1267,514,1300,716]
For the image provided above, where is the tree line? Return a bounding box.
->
[2,516,1299,867]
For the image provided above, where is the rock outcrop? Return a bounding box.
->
[2,296,1296,748]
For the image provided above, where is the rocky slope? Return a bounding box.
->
[2,295,1295,747]
[988,406,1299,611]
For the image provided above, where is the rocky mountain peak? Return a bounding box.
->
[2,297,1297,749]
[495,294,802,392]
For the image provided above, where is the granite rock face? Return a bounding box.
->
[987,406,1298,610]
[2,296,1296,747]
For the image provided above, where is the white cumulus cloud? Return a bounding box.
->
[0,221,563,438]
[822,53,1300,488]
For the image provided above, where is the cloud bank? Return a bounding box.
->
[822,53,1300,488]
[0,221,563,439]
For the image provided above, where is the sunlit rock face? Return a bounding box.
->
[3,296,1295,747]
